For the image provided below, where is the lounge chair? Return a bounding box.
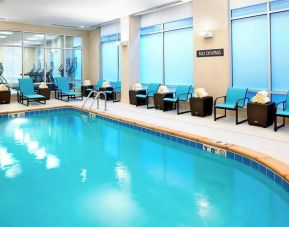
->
[163,85,192,115]
[104,81,121,103]
[17,78,46,106]
[135,83,160,109]
[214,87,249,125]
[55,77,83,102]
[274,92,289,132]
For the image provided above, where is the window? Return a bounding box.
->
[271,11,289,92]
[140,18,193,85]
[101,34,120,82]
[232,16,268,90]
[231,1,289,99]
[140,32,163,84]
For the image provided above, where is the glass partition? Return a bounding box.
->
[46,34,63,49]
[0,31,22,84]
[0,30,83,86]
[64,49,82,86]
[23,33,45,83]
[65,36,83,48]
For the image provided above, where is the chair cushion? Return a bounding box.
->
[163,98,177,102]
[136,94,147,99]
[63,91,81,96]
[25,94,45,99]
[276,110,289,117]
[105,91,113,94]
[215,103,236,109]
[86,88,94,91]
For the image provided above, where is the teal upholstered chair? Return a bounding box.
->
[110,81,121,103]
[135,83,160,109]
[214,87,249,125]
[274,92,289,131]
[55,77,82,102]
[18,78,46,106]
[163,85,192,115]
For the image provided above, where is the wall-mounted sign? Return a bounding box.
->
[197,49,224,57]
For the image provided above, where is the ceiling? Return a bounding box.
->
[0,0,184,29]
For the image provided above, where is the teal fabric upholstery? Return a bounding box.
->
[276,110,289,117]
[56,77,81,95]
[225,87,248,107]
[147,83,160,97]
[285,92,289,111]
[105,90,113,94]
[136,94,147,99]
[96,80,105,90]
[163,98,177,102]
[215,103,236,110]
[25,94,45,99]
[18,78,36,96]
[175,85,192,101]
[56,77,70,93]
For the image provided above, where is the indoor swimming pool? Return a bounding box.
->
[0,108,289,227]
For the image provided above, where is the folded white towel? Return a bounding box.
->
[0,84,9,91]
[83,80,92,86]
[158,85,169,94]
[39,82,48,89]
[252,91,270,104]
[132,83,143,91]
[194,88,208,98]
[102,81,111,88]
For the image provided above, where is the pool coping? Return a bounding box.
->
[1,104,289,190]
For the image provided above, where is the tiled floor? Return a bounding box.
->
[1,97,289,165]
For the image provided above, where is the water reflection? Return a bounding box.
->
[115,162,130,189]
[194,193,213,218]
[14,128,60,170]
[0,147,22,178]
[46,154,60,170]
[80,168,87,183]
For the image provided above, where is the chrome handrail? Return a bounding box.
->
[81,90,97,111]
[90,91,107,112]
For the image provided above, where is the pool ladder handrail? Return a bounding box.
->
[81,90,107,112]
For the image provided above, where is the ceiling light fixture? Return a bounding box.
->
[0,35,6,38]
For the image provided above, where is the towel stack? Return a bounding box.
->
[0,84,9,91]
[252,91,270,104]
[102,81,111,88]
[83,80,92,86]
[194,88,208,98]
[39,82,48,89]
[132,83,143,91]
[158,85,169,94]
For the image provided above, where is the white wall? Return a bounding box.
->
[141,2,192,27]
[100,21,120,36]
[230,0,268,9]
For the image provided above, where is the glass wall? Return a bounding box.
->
[100,34,120,82]
[140,18,193,86]
[231,0,289,101]
[0,30,83,86]
[0,31,22,84]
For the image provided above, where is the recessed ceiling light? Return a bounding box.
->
[34,34,44,38]
[0,35,6,38]
[26,37,37,41]
[0,31,13,35]
[80,26,84,29]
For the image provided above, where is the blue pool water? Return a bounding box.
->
[0,110,289,227]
